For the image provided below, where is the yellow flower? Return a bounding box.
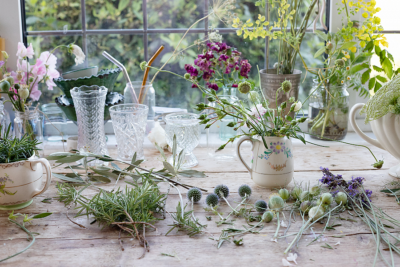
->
[349,1,353,7]
[345,54,351,59]
[349,47,357,53]
[370,0,376,6]
[233,18,240,24]
[236,29,242,36]
[360,41,366,47]
[381,40,389,47]
[373,17,381,24]
[367,6,373,12]
[362,12,368,18]
[346,66,350,71]
[376,7,381,12]
[342,57,348,61]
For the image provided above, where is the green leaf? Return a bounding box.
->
[46,155,68,160]
[297,135,306,144]
[286,115,293,121]
[118,0,130,11]
[314,47,325,58]
[376,75,388,83]
[375,45,382,55]
[55,155,85,164]
[374,81,382,92]
[90,168,120,180]
[90,175,112,183]
[340,41,357,50]
[382,58,393,79]
[52,173,84,183]
[314,30,328,41]
[32,212,52,219]
[353,52,373,65]
[387,52,395,62]
[361,70,371,84]
[373,65,383,72]
[178,170,207,178]
[365,41,373,52]
[350,63,369,75]
[111,162,121,171]
[368,77,376,90]
[163,161,176,175]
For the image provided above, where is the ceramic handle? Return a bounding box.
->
[31,158,52,198]
[350,103,384,150]
[236,136,253,175]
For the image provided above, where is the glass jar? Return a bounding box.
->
[14,107,44,157]
[222,86,237,97]
[308,80,349,140]
[206,95,239,160]
[0,98,10,136]
[124,81,155,120]
[41,103,67,141]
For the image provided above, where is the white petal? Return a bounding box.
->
[287,253,298,264]
[280,220,288,228]
[271,238,278,243]
[282,259,294,266]
[334,241,340,246]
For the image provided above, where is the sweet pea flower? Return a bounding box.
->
[249,104,267,119]
[29,83,42,101]
[16,42,34,59]
[45,68,60,90]
[68,44,85,66]
[0,61,4,67]
[39,51,57,69]
[31,59,47,80]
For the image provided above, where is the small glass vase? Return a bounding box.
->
[14,107,44,157]
[165,113,200,168]
[110,104,149,161]
[71,85,109,161]
[206,95,239,160]
[124,81,155,120]
[0,98,10,136]
[308,80,349,140]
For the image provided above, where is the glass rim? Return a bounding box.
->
[70,85,108,98]
[126,81,153,87]
[109,103,149,114]
[165,112,199,124]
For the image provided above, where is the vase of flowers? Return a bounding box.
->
[0,42,85,154]
[232,0,320,112]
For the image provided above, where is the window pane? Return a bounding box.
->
[86,34,145,94]
[86,0,143,29]
[376,1,399,31]
[27,35,83,103]
[148,33,205,110]
[148,0,205,29]
[268,33,325,108]
[25,0,81,31]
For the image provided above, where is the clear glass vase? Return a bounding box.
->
[124,81,155,120]
[14,107,44,157]
[110,104,149,161]
[206,95,239,160]
[308,81,349,140]
[165,113,200,168]
[0,98,10,136]
[71,85,109,160]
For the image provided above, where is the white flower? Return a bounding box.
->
[282,259,294,266]
[294,101,302,112]
[249,104,267,118]
[209,32,222,43]
[69,44,86,66]
[147,122,168,149]
[280,220,288,228]
[287,253,298,264]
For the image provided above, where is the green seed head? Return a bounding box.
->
[300,191,312,202]
[309,206,324,221]
[184,73,191,80]
[238,184,252,198]
[291,187,302,200]
[262,211,274,223]
[238,81,251,94]
[0,80,10,92]
[300,200,311,213]
[5,76,14,87]
[320,192,333,206]
[214,184,229,198]
[335,192,348,206]
[268,195,285,211]
[310,185,321,196]
[139,61,147,71]
[206,193,219,207]
[254,199,268,213]
[279,188,290,201]
[282,80,292,93]
[187,187,202,203]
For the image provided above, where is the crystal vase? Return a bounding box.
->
[14,107,44,157]
[71,85,109,160]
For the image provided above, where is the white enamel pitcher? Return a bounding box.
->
[350,103,400,177]
[236,136,294,188]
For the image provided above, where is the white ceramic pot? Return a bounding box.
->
[350,103,400,177]
[236,136,294,188]
[0,157,52,210]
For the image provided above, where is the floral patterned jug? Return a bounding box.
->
[236,136,294,188]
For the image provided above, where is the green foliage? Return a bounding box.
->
[0,125,41,163]
[166,202,207,237]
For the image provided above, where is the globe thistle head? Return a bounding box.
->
[140,61,147,71]
[335,59,345,68]
[278,188,290,201]
[214,184,229,198]
[281,80,292,93]
[238,81,251,94]
[254,199,268,213]
[238,184,252,198]
[206,193,219,207]
[187,187,202,203]
[262,211,274,223]
[268,195,285,211]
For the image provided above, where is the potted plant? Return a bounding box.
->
[306,0,398,140]
[350,74,400,178]
[232,0,320,112]
[0,125,52,210]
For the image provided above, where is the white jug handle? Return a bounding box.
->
[235,136,253,175]
[30,158,52,198]
[350,103,384,150]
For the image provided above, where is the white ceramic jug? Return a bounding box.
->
[350,103,400,177]
[236,136,294,188]
[0,157,52,210]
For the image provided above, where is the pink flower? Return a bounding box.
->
[31,59,47,80]
[29,84,42,101]
[249,104,267,119]
[45,68,60,90]
[16,42,34,59]
[0,61,4,67]
[39,51,57,69]
[17,59,30,73]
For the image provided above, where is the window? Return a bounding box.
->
[21,0,330,113]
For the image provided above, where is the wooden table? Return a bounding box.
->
[1,143,399,267]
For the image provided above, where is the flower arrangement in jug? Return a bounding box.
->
[183,41,252,92]
[0,43,85,112]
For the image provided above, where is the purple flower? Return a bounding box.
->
[184,64,199,77]
[191,84,198,88]
[239,60,252,78]
[206,82,219,91]
[270,142,285,154]
[232,84,238,88]
[218,54,229,62]
[207,42,230,53]
[203,71,214,80]
[0,61,4,67]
